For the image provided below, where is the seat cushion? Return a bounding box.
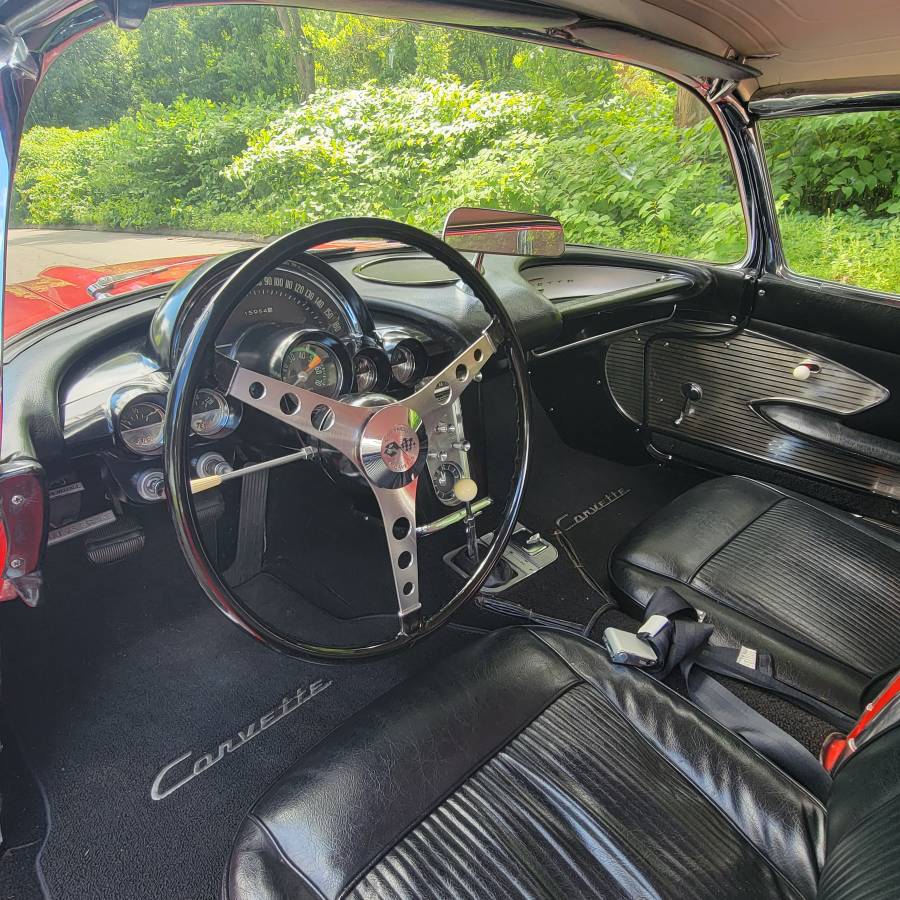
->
[611,476,900,716]
[225,627,825,900]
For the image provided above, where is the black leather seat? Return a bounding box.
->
[224,627,900,899]
[611,476,900,719]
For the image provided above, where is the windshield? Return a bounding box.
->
[6,6,747,336]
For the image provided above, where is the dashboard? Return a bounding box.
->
[58,252,471,511]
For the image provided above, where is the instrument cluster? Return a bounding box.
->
[115,387,241,457]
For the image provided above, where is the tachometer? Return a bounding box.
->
[281,340,342,397]
[119,399,165,455]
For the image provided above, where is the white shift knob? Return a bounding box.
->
[792,363,812,381]
[453,477,478,504]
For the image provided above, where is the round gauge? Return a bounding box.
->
[433,461,463,504]
[119,400,165,455]
[281,340,342,397]
[191,388,230,438]
[390,345,417,385]
[354,354,378,393]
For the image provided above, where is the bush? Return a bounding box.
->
[14,80,899,292]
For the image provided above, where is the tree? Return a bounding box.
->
[275,8,315,99]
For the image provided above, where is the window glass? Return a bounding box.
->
[8,8,747,332]
[761,110,899,295]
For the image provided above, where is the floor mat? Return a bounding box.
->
[481,387,706,627]
[0,510,473,900]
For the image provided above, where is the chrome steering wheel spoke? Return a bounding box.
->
[221,358,371,461]
[372,481,422,633]
[406,320,502,427]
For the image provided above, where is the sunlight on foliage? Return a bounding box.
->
[14,9,899,292]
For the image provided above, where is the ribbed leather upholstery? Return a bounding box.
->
[225,628,828,900]
[694,499,900,674]
[350,685,806,900]
[611,476,900,716]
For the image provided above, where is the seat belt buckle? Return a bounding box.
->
[603,627,658,667]
[637,614,670,640]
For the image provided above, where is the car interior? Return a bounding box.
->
[0,1,898,898]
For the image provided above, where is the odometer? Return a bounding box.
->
[119,400,165,455]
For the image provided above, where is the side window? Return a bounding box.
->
[761,110,899,295]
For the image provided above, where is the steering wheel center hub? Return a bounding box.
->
[380,424,420,473]
[358,404,428,488]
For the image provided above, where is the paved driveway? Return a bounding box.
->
[6,229,257,283]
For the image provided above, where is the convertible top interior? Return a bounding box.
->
[0,1,897,898]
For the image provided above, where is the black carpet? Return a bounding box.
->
[0,509,473,900]
[479,384,706,626]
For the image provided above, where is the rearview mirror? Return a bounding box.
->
[442,207,565,258]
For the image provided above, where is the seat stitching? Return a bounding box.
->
[339,666,581,898]
[686,496,784,583]
[529,629,823,898]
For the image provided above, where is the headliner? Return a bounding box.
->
[561,0,900,97]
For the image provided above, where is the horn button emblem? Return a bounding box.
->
[359,405,427,488]
[380,424,420,473]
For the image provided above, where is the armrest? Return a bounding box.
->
[754,401,900,468]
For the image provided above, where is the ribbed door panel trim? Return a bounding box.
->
[694,499,900,674]
[604,325,898,498]
[349,685,806,900]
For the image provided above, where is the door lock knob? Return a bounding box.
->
[792,360,821,381]
[674,382,703,427]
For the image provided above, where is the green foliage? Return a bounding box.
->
[763,112,900,216]
[16,9,899,293]
[18,79,748,262]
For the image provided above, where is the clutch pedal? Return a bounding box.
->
[84,516,145,565]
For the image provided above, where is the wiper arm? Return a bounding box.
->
[87,260,206,299]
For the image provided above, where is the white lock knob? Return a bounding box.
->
[792,361,820,381]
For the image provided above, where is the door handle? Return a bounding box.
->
[674,382,703,427]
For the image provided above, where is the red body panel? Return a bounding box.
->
[2,238,396,341]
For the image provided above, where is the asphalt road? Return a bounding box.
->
[6,229,258,283]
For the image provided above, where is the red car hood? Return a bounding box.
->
[2,238,397,341]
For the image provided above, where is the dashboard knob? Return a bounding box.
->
[195,452,233,478]
[453,477,478,504]
[135,470,165,502]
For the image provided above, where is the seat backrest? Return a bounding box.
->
[818,724,900,898]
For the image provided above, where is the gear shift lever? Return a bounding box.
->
[451,477,515,587]
[453,477,480,563]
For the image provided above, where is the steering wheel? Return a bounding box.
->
[164,218,531,659]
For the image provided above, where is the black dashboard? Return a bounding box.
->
[1,240,700,546]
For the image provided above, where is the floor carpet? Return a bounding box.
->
[0,510,473,900]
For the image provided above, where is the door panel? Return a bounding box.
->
[605,322,899,498]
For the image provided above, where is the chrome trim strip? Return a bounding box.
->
[750,92,900,119]
[530,311,676,359]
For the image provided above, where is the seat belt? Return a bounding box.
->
[604,587,833,802]
[821,670,900,775]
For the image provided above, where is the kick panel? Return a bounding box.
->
[605,324,899,498]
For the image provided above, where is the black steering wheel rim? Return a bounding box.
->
[164,217,531,660]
